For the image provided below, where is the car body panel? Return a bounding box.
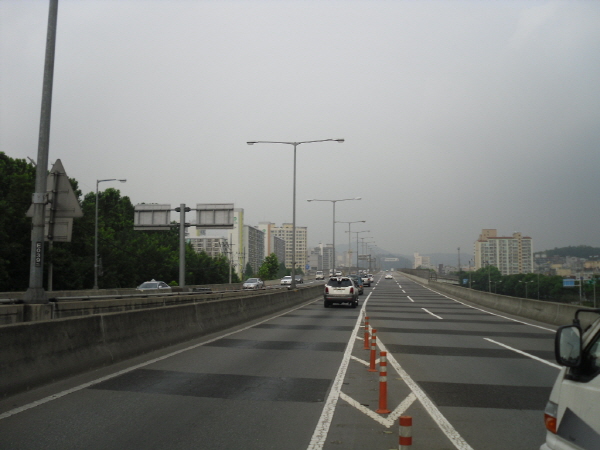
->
[242,278,264,289]
[136,280,171,291]
[541,313,600,450]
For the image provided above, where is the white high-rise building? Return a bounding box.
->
[188,236,228,258]
[474,229,533,275]
[413,252,431,269]
[271,223,308,271]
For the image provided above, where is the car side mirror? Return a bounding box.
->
[555,324,582,368]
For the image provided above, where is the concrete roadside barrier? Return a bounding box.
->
[423,280,592,327]
[0,285,322,397]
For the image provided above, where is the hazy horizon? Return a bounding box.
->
[2,0,598,256]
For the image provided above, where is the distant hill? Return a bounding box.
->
[536,246,600,259]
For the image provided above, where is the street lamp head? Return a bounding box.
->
[119,179,127,183]
[335,139,345,143]
[246,141,256,145]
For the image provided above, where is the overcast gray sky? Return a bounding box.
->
[2,0,599,257]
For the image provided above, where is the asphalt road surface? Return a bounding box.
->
[0,273,558,449]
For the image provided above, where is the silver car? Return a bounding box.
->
[136,280,171,291]
[243,278,264,290]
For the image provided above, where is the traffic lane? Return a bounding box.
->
[367,276,555,450]
[0,299,361,450]
[369,285,556,358]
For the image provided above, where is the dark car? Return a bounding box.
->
[349,275,364,295]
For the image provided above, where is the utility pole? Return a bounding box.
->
[24,0,59,304]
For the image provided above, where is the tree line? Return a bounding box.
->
[456,265,599,305]
[0,152,283,292]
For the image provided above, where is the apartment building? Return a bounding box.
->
[271,223,308,271]
[258,222,286,265]
[413,252,432,269]
[308,244,333,273]
[474,229,533,275]
[242,225,265,274]
[187,236,228,258]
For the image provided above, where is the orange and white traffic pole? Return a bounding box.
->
[376,351,391,414]
[368,329,378,372]
[363,316,370,350]
[399,416,412,449]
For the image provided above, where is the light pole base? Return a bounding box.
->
[23,287,48,304]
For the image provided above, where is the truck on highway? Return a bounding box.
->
[541,308,600,450]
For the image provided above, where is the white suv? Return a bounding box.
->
[323,277,359,308]
[541,309,600,450]
[315,271,324,280]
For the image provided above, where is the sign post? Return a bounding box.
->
[134,203,234,287]
[26,159,83,297]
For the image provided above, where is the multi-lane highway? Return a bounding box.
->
[0,273,558,449]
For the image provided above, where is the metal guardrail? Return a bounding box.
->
[0,280,325,307]
[48,282,317,303]
[0,298,21,305]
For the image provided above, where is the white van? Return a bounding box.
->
[541,308,600,450]
[315,270,324,280]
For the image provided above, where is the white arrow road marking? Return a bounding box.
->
[377,339,474,450]
[339,391,417,427]
[350,355,379,367]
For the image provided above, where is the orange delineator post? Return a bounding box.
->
[368,329,377,372]
[376,351,391,414]
[363,316,370,350]
[399,416,413,449]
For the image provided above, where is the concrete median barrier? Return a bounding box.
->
[0,285,322,398]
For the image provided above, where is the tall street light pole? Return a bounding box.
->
[247,139,344,288]
[94,178,126,290]
[367,244,377,272]
[307,197,361,276]
[348,230,370,274]
[363,238,375,269]
[23,0,59,304]
[336,220,366,273]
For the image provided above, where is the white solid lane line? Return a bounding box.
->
[0,300,317,421]
[306,292,371,450]
[422,286,555,332]
[484,338,560,369]
[422,308,443,319]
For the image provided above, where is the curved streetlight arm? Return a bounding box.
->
[248,138,344,288]
[247,139,344,145]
